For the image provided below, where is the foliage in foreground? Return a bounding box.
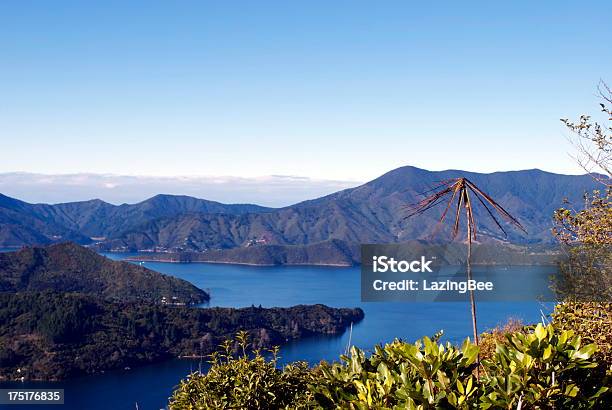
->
[169,331,312,409]
[552,302,612,369]
[169,314,610,409]
[477,318,524,362]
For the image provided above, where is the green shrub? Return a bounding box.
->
[168,331,312,409]
[481,323,608,409]
[478,319,525,362]
[311,337,479,409]
[170,323,609,409]
[552,302,611,369]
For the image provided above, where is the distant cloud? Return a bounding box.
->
[0,173,361,207]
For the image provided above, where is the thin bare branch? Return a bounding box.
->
[464,179,527,234]
[404,177,527,241]
[453,184,465,239]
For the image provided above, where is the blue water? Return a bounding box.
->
[2,254,553,410]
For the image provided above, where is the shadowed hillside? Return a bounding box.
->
[0,242,209,304]
[0,193,270,247]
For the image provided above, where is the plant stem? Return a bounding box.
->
[467,229,478,346]
[467,219,480,377]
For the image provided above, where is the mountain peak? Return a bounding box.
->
[0,193,27,209]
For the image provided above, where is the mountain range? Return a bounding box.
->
[0,192,269,247]
[0,166,604,264]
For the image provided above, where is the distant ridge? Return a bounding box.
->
[0,166,605,265]
[0,192,271,247]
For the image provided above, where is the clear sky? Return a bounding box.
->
[0,1,610,181]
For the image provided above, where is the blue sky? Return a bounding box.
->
[0,1,610,182]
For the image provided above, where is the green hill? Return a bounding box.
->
[0,291,363,381]
[0,242,209,304]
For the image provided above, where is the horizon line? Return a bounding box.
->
[0,164,597,181]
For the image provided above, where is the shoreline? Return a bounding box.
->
[120,254,558,268]
[123,256,354,268]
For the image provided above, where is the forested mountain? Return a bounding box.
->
[0,193,270,247]
[0,167,604,259]
[0,292,363,380]
[0,242,208,304]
